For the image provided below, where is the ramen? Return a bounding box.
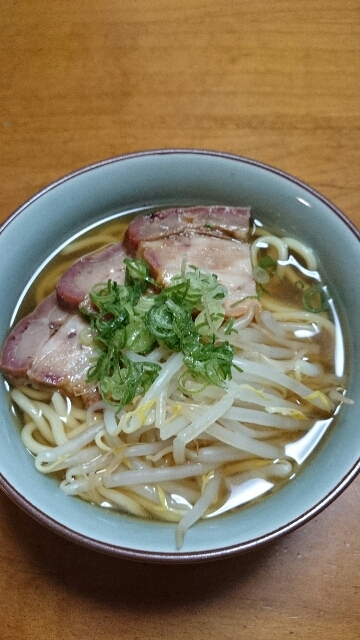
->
[0,206,352,549]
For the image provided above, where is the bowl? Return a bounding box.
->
[0,149,359,562]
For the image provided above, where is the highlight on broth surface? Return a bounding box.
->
[0,206,353,549]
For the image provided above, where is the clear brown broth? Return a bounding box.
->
[10,209,348,520]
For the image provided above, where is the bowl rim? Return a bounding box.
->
[1,455,359,563]
[2,148,359,240]
[0,148,359,563]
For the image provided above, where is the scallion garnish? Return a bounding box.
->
[82,259,235,410]
[302,285,329,313]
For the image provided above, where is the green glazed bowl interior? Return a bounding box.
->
[0,149,359,562]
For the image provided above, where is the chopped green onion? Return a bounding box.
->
[253,266,270,284]
[302,285,329,313]
[258,255,277,273]
[83,259,235,411]
[89,354,161,409]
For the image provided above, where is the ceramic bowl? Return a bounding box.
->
[0,149,359,562]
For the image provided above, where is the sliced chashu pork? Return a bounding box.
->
[0,206,258,399]
[124,206,258,316]
[0,293,99,404]
[56,206,257,316]
[56,242,129,312]
[124,205,251,252]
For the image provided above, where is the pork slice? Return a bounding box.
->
[56,243,129,311]
[0,293,99,404]
[124,206,251,254]
[0,293,69,385]
[28,314,99,403]
[140,234,258,317]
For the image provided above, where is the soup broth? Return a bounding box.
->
[4,207,350,548]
